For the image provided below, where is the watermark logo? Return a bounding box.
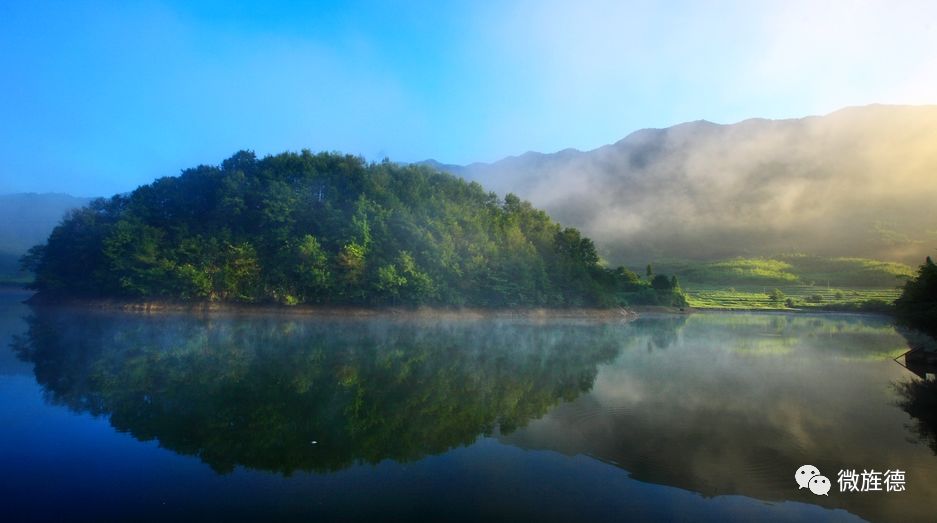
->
[809,475,832,495]
[795,465,830,495]
[796,465,906,495]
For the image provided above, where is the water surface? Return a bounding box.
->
[1,290,935,522]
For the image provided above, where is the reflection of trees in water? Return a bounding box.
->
[894,326,937,455]
[632,315,688,352]
[895,378,937,455]
[11,310,627,475]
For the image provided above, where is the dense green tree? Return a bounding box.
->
[651,274,673,291]
[293,235,331,303]
[895,256,937,335]
[767,288,786,302]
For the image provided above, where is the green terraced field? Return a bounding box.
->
[653,255,914,288]
[683,284,902,310]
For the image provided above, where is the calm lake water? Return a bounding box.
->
[1,289,936,522]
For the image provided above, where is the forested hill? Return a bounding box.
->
[24,151,682,307]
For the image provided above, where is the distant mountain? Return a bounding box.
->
[0,193,92,279]
[423,105,937,265]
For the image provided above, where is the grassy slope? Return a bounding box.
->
[652,255,914,311]
[683,285,900,311]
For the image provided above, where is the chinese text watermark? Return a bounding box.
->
[796,465,906,496]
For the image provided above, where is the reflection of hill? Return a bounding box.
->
[12,309,625,474]
[500,313,937,523]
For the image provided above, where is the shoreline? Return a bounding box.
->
[13,290,900,320]
[21,293,687,321]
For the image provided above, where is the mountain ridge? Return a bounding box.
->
[421,104,937,265]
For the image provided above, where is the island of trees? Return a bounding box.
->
[22,150,684,308]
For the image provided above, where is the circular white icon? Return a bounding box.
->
[795,465,821,489]
[809,475,831,496]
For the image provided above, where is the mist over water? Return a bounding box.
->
[3,291,936,522]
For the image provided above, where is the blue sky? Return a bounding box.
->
[1,0,936,196]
